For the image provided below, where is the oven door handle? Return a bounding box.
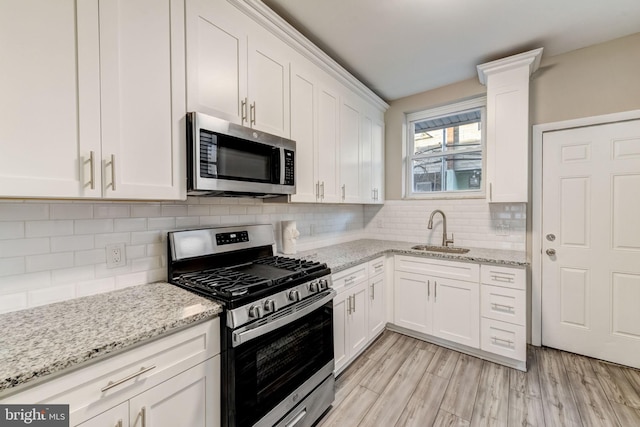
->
[232,289,336,347]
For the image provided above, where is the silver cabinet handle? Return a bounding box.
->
[492,336,514,346]
[320,181,325,199]
[370,283,375,300]
[241,97,248,123]
[140,407,146,427]
[341,184,345,200]
[107,154,116,191]
[427,280,430,300]
[285,408,307,427]
[315,181,320,200]
[116,420,122,427]
[351,294,356,313]
[434,281,437,300]
[101,365,156,392]
[490,274,514,283]
[88,151,96,190]
[491,302,515,312]
[546,248,556,256]
[347,294,352,315]
[489,182,492,201]
[250,101,256,125]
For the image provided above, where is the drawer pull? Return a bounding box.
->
[491,302,515,312]
[491,336,514,346]
[490,274,514,283]
[374,262,383,269]
[345,275,357,284]
[370,283,375,299]
[101,365,156,392]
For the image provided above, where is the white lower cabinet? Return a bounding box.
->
[5,319,221,427]
[333,257,386,374]
[393,255,527,369]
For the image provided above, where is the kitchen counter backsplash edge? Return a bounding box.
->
[289,239,528,273]
[0,282,222,395]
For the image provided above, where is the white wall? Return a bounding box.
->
[0,198,364,313]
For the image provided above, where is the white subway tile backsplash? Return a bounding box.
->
[0,222,25,239]
[52,266,95,285]
[50,204,92,220]
[29,284,75,307]
[187,205,210,216]
[115,271,148,289]
[51,235,94,252]
[0,257,26,277]
[75,249,106,266]
[26,252,74,272]
[132,256,162,273]
[25,220,73,238]
[0,238,50,257]
[147,217,176,230]
[0,292,28,313]
[94,204,131,218]
[126,245,147,260]
[94,233,130,248]
[74,219,114,235]
[176,216,200,228]
[76,277,115,297]
[131,230,164,245]
[0,203,49,221]
[114,218,147,232]
[161,205,187,217]
[131,204,161,218]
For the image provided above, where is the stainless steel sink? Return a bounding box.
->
[411,245,471,254]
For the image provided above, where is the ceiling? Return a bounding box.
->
[262,0,640,101]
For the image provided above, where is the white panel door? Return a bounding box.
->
[432,277,479,348]
[349,282,369,357]
[316,83,341,203]
[129,356,219,427]
[333,291,349,373]
[185,0,248,125]
[0,0,101,198]
[289,63,318,202]
[368,275,385,338]
[99,0,185,200]
[371,119,385,203]
[339,95,361,203]
[542,119,640,368]
[393,271,431,334]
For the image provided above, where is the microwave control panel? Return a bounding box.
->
[284,149,294,185]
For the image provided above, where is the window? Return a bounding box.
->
[406,98,485,197]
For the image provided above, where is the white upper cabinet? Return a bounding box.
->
[99,0,186,200]
[339,93,362,203]
[186,0,248,124]
[371,119,385,203]
[360,109,385,204]
[186,0,290,137]
[0,0,100,198]
[477,48,543,203]
[316,81,341,203]
[0,0,186,200]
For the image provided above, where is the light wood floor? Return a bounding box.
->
[317,330,640,427]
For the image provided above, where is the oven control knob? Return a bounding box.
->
[318,279,328,291]
[288,289,301,302]
[249,305,263,319]
[263,299,276,313]
[309,281,319,293]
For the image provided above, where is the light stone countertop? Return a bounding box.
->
[291,239,528,273]
[0,282,222,396]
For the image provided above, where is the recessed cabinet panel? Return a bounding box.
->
[339,96,361,203]
[393,271,431,334]
[432,278,480,348]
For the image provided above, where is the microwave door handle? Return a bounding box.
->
[280,147,286,185]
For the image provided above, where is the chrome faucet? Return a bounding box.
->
[428,209,454,247]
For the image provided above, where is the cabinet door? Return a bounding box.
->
[393,271,431,334]
[289,62,318,202]
[349,282,369,357]
[185,0,248,125]
[317,83,341,203]
[99,0,186,200]
[432,277,480,348]
[0,0,101,198]
[360,114,373,203]
[371,119,384,203]
[247,28,290,137]
[333,291,349,373]
[339,95,361,203]
[368,275,385,338]
[77,402,128,427]
[129,356,220,427]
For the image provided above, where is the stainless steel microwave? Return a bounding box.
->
[187,112,296,198]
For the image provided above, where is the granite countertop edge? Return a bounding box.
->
[0,282,222,396]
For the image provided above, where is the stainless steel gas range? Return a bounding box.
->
[168,224,335,427]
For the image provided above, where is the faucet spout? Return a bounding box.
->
[428,209,454,247]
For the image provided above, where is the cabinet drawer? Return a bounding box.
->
[332,263,368,293]
[480,318,526,362]
[395,255,479,282]
[368,256,385,277]
[480,265,526,290]
[5,318,220,425]
[481,285,525,326]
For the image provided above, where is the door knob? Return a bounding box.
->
[546,248,556,256]
[546,234,556,241]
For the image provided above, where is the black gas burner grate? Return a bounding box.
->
[254,256,322,272]
[177,268,270,297]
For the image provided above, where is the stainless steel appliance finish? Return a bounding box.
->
[167,225,335,427]
[187,112,296,198]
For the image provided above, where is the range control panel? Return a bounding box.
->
[216,231,249,246]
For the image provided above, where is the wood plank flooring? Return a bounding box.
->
[317,331,640,427]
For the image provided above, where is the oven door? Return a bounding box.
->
[224,291,335,427]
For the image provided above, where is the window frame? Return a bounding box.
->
[404,96,487,199]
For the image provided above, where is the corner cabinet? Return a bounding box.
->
[477,48,543,203]
[0,0,186,200]
[4,319,221,427]
[332,257,386,374]
[392,255,527,371]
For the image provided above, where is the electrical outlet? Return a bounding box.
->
[106,243,126,268]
